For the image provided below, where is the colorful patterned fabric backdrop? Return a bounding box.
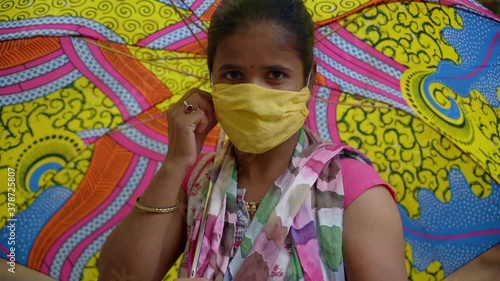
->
[0,1,499,280]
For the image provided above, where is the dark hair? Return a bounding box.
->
[207,0,315,81]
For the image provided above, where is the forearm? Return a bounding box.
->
[98,162,189,281]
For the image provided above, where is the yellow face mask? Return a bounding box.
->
[211,83,310,154]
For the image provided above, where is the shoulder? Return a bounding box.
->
[307,140,396,209]
[339,156,396,208]
[305,140,395,208]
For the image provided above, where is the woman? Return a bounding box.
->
[98,0,407,280]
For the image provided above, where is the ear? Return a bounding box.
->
[307,62,317,92]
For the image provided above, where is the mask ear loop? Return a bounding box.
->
[305,69,313,88]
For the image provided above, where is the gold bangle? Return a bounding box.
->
[134,197,179,214]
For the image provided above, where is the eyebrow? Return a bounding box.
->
[218,64,293,72]
[264,65,293,72]
[219,64,243,71]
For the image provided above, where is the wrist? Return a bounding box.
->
[161,159,192,175]
[139,162,189,207]
[163,154,197,171]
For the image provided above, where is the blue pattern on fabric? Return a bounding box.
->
[400,168,500,274]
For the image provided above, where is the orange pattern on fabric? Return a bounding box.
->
[27,137,134,270]
[0,37,61,69]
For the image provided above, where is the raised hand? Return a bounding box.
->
[166,88,218,168]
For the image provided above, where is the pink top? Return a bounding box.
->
[182,154,395,209]
[340,157,396,207]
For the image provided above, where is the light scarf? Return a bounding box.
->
[178,129,369,281]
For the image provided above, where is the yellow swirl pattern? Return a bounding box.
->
[46,146,94,191]
[0,76,120,228]
[304,0,370,23]
[336,93,492,217]
[0,0,191,44]
[0,77,123,152]
[342,2,500,182]
[402,67,500,183]
[127,46,210,110]
[405,243,446,280]
[343,2,462,69]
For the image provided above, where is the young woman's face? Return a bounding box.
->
[212,22,307,91]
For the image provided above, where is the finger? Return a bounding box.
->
[167,89,217,133]
[182,91,214,114]
[169,101,208,121]
[167,89,206,112]
[184,104,216,126]
[189,109,214,134]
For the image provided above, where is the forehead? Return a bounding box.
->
[212,23,302,71]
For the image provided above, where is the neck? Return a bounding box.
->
[234,130,301,182]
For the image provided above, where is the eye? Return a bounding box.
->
[267,71,286,80]
[223,71,242,80]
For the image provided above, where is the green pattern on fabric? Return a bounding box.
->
[255,185,282,223]
[319,225,343,271]
[286,245,304,281]
[240,236,253,258]
[294,128,306,157]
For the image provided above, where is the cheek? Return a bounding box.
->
[211,71,223,85]
[291,75,308,91]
